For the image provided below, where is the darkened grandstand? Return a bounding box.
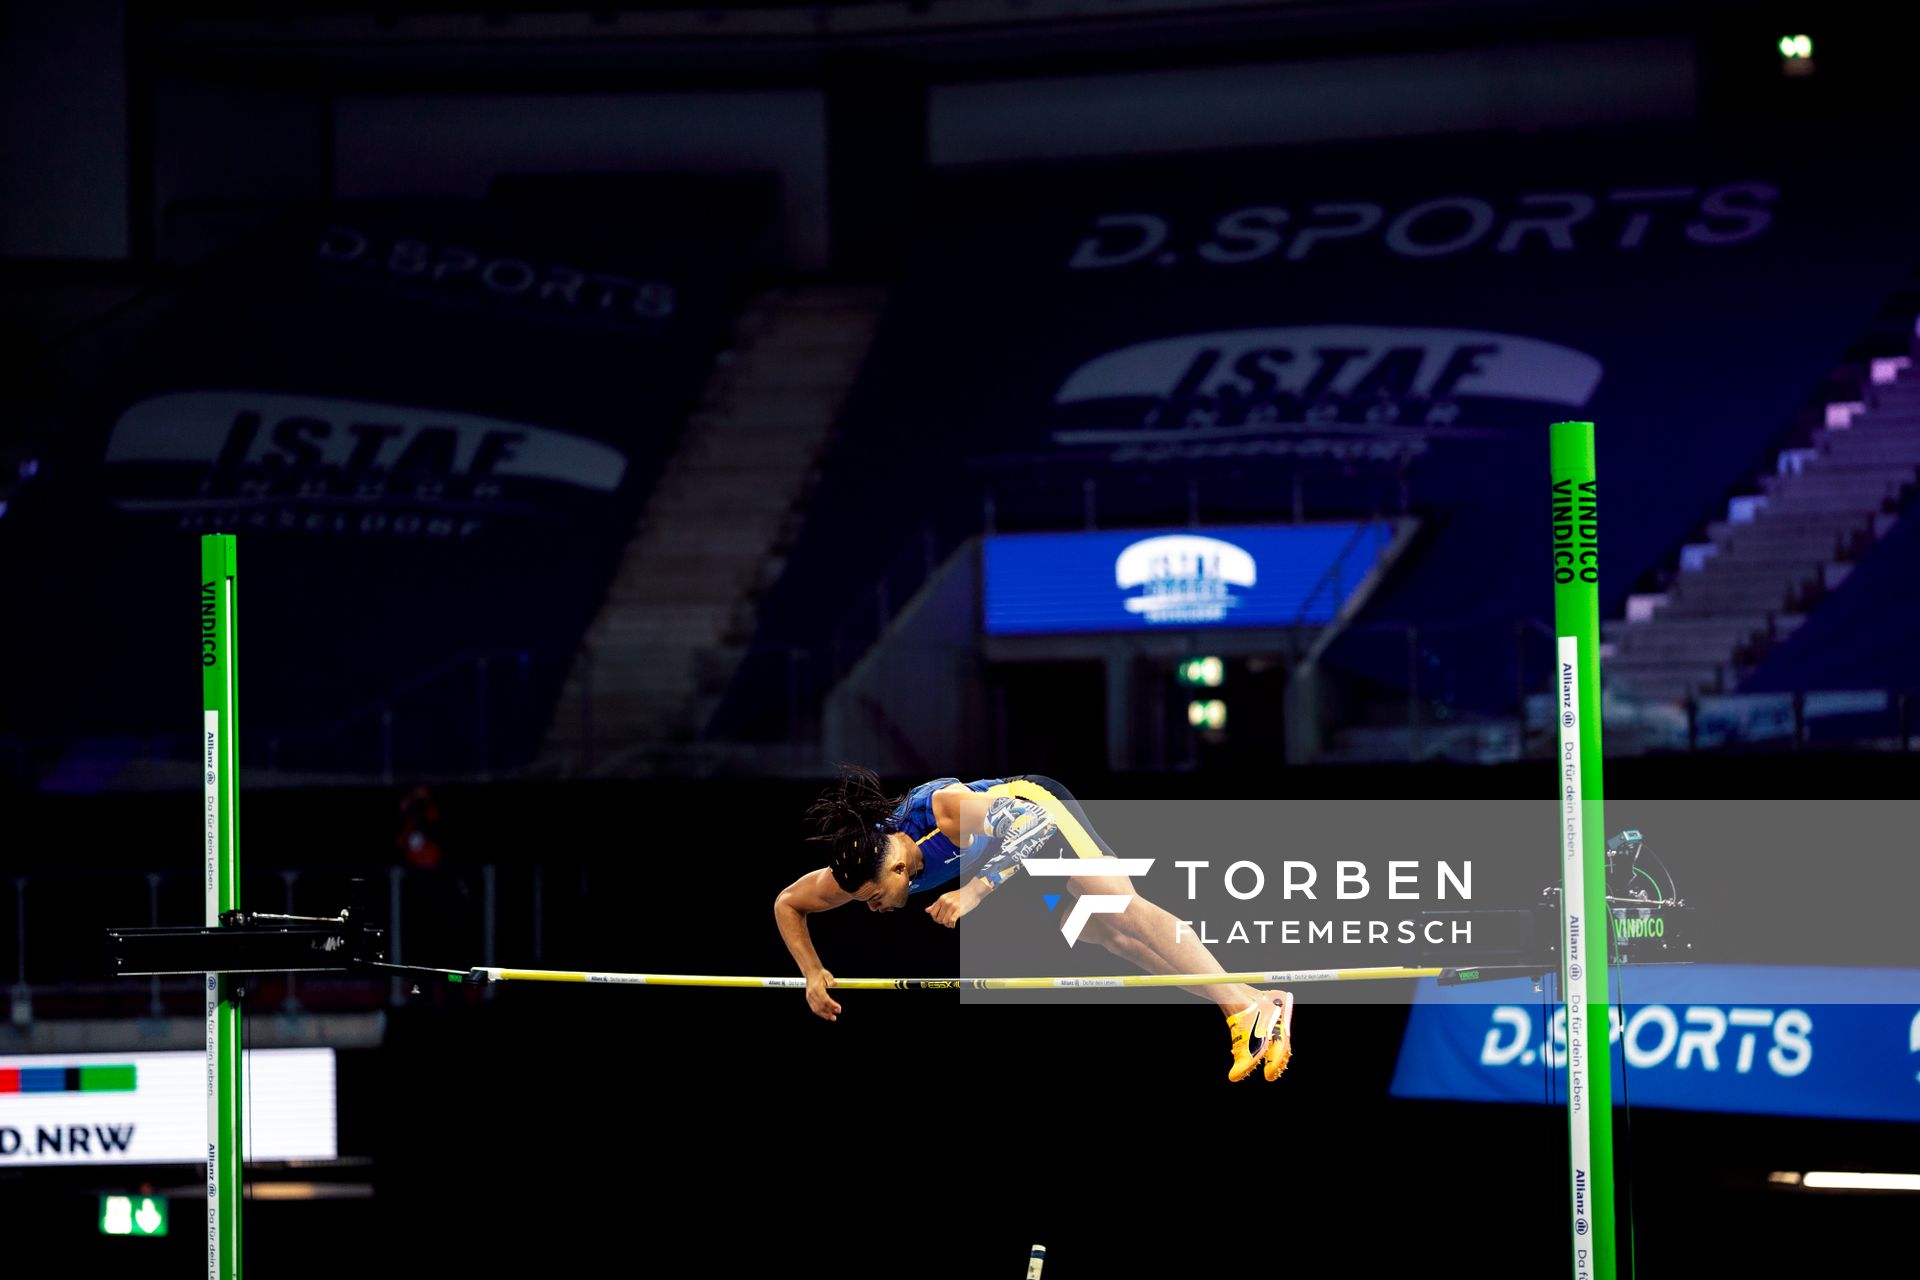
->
[2,3,1917,1277]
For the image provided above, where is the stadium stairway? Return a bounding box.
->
[535,285,886,775]
[1605,353,1920,702]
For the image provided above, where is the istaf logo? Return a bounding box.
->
[1114,534,1255,626]
[1049,326,1603,462]
[104,392,629,539]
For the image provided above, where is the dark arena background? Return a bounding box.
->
[2,2,1917,1277]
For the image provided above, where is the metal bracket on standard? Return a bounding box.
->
[108,907,387,977]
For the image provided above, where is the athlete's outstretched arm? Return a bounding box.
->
[925,785,1050,926]
[775,867,853,1021]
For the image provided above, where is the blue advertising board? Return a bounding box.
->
[983,522,1394,635]
[1390,964,1920,1122]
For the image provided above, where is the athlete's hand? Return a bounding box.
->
[806,969,842,1022]
[926,881,986,928]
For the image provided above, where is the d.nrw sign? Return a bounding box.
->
[0,1050,336,1166]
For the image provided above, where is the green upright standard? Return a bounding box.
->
[1549,421,1615,1280]
[201,534,243,1278]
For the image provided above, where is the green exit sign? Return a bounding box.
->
[99,1195,168,1237]
[1176,656,1224,688]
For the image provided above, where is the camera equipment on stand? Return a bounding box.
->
[1420,828,1694,987]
